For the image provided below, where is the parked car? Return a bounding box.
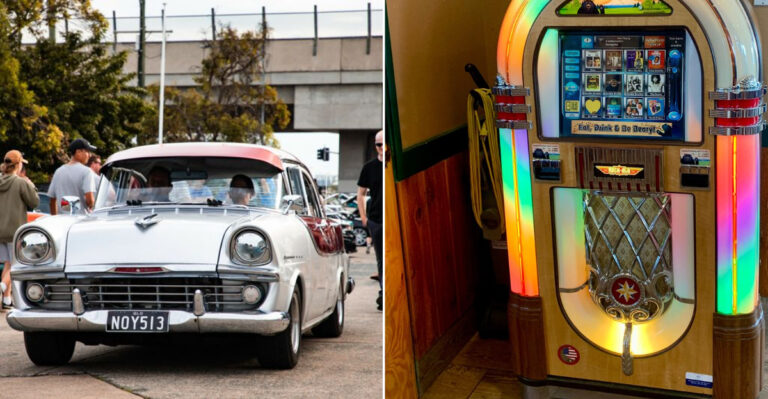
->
[326,212,357,253]
[8,142,353,369]
[26,192,51,223]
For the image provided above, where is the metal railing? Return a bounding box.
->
[23,6,383,44]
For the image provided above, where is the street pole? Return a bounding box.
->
[138,0,146,88]
[260,6,266,143]
[112,11,117,53]
[158,3,167,145]
[47,0,55,43]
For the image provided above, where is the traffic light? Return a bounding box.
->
[316,147,330,161]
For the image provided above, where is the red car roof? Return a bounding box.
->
[105,142,289,170]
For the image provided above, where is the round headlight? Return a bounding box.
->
[242,285,263,304]
[17,230,53,264]
[26,283,45,302]
[232,231,270,265]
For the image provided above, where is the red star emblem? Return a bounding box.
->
[611,277,640,306]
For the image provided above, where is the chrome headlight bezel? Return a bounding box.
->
[229,229,272,266]
[15,228,56,265]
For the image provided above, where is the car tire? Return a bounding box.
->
[258,288,302,369]
[24,332,75,366]
[353,227,368,246]
[312,279,345,338]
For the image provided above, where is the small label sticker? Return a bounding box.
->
[685,372,713,389]
[532,144,561,181]
[558,344,580,365]
[532,144,560,160]
[680,149,710,167]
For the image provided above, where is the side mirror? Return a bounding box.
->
[61,196,81,215]
[281,194,305,215]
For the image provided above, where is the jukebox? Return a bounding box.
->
[497,0,764,397]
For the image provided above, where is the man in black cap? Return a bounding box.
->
[48,138,98,215]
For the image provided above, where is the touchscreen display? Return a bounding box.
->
[559,30,685,140]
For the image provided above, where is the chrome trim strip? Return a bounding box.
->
[709,86,767,100]
[705,0,737,86]
[496,120,532,130]
[492,86,529,97]
[709,104,766,118]
[494,104,531,114]
[559,280,589,294]
[709,122,765,136]
[674,293,695,305]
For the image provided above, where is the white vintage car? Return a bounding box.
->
[7,142,353,369]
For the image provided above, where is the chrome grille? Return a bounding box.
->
[30,278,264,312]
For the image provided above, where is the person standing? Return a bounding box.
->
[357,130,383,310]
[0,150,39,309]
[86,154,102,190]
[48,138,97,215]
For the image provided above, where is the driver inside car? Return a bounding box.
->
[229,174,255,206]
[143,166,172,202]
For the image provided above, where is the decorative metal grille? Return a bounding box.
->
[584,192,674,324]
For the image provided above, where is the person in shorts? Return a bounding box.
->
[0,150,39,309]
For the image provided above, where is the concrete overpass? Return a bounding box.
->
[118,36,383,192]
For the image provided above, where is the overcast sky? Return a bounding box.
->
[274,133,339,179]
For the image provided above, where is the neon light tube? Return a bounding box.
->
[716,135,760,315]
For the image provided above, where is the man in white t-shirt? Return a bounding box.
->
[48,138,97,215]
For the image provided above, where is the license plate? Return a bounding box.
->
[106,311,169,333]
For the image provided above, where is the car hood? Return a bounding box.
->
[65,210,254,269]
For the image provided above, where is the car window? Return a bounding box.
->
[302,172,323,218]
[286,167,307,215]
[95,157,283,210]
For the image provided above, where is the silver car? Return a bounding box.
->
[7,142,352,369]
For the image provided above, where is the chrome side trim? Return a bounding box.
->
[494,104,531,114]
[709,121,765,136]
[709,86,767,100]
[496,120,532,130]
[492,86,529,97]
[709,104,766,118]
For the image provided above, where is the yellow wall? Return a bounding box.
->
[752,7,768,82]
[387,0,509,149]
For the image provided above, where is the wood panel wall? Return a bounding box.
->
[396,151,481,359]
[385,163,418,399]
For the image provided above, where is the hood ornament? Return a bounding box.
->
[135,213,160,229]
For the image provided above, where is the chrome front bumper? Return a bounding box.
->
[6,308,290,335]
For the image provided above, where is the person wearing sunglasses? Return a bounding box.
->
[0,150,39,309]
[356,130,384,311]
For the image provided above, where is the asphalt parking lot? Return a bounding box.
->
[0,250,382,399]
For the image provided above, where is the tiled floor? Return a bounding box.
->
[424,332,768,399]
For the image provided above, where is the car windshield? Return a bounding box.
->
[94,156,284,210]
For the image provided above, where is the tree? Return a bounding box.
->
[0,1,154,183]
[143,25,290,146]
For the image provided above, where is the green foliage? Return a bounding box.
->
[0,1,153,183]
[143,26,290,147]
